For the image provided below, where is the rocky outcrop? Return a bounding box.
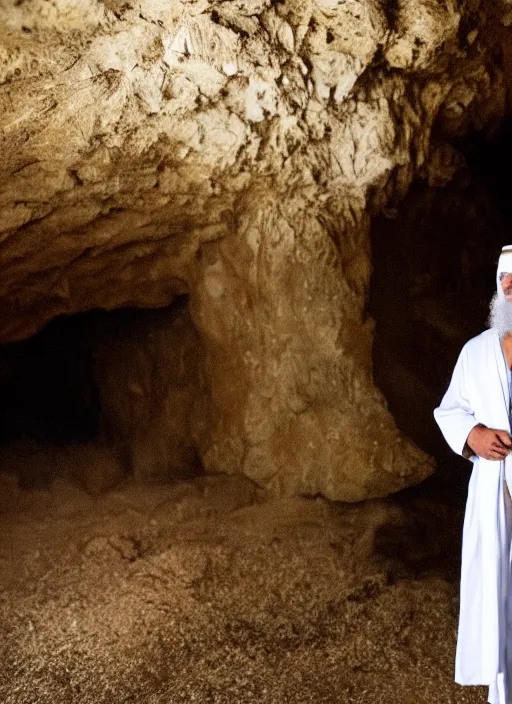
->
[0,0,508,499]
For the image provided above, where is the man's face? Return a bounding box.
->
[500,272,512,301]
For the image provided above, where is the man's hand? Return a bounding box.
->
[467,424,512,461]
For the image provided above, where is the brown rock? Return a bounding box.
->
[92,304,205,483]
[0,0,506,499]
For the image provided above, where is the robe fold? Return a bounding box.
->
[434,328,512,702]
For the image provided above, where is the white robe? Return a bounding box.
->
[434,328,512,704]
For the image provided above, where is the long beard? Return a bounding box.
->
[488,293,512,337]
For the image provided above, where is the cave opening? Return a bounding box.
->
[0,313,100,448]
[369,117,512,503]
[0,295,204,492]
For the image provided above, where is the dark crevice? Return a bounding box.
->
[382,0,400,33]
[0,296,203,490]
[370,120,512,505]
[0,313,100,446]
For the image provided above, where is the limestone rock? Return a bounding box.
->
[0,0,507,499]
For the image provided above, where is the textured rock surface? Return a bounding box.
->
[0,0,508,498]
[91,302,206,483]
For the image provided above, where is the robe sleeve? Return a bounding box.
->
[434,345,479,460]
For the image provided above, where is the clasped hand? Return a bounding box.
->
[467,424,512,461]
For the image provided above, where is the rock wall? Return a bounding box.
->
[0,0,509,499]
[92,302,205,483]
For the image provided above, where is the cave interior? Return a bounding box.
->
[0,122,511,505]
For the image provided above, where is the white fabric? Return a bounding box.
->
[434,329,512,702]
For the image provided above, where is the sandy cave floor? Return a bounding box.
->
[0,468,488,704]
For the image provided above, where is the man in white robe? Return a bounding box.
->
[435,245,512,704]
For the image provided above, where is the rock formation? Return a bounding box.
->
[0,0,509,499]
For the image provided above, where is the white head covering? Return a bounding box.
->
[497,245,512,299]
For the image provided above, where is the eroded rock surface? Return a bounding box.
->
[0,0,508,498]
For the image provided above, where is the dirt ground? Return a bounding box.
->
[0,465,488,704]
